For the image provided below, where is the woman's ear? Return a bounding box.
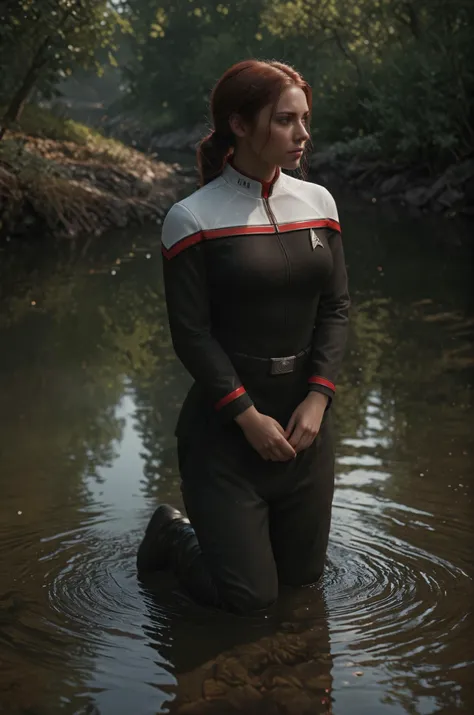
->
[229,113,247,138]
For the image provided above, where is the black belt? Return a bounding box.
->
[229,346,311,376]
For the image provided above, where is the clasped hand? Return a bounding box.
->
[236,392,328,462]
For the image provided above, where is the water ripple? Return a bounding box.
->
[46,532,147,642]
[324,502,472,661]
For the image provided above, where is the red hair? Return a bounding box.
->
[197,59,312,186]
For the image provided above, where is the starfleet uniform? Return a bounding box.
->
[160,162,350,613]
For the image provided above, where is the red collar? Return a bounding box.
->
[228,159,280,199]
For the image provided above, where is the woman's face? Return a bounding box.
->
[247,86,311,170]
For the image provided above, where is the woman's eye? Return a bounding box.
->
[276,116,309,125]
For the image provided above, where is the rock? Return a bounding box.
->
[150,124,207,152]
[175,700,212,714]
[425,174,448,200]
[404,186,431,207]
[462,176,474,204]
[226,684,263,709]
[443,158,474,186]
[436,187,464,208]
[305,673,332,691]
[261,664,304,691]
[202,678,228,700]
[213,657,250,687]
[379,174,405,195]
[268,686,318,715]
[176,686,264,715]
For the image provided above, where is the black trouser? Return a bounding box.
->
[175,371,335,614]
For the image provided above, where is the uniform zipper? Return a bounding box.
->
[263,196,279,234]
[264,195,291,336]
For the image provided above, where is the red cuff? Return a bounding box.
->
[308,376,336,392]
[215,386,246,411]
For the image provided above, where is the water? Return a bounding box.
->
[0,196,473,715]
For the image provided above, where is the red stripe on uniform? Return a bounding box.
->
[203,225,275,240]
[162,218,340,259]
[309,376,336,392]
[161,230,203,259]
[215,386,246,411]
[279,218,341,233]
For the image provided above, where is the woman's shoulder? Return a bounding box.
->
[164,176,224,226]
[161,177,224,251]
[281,172,339,221]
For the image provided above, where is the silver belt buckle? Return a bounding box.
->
[270,355,296,375]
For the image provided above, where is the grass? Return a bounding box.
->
[0,104,176,239]
[0,104,150,169]
[7,103,102,145]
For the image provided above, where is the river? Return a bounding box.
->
[0,186,473,715]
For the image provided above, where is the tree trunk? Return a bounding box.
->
[0,34,51,142]
[330,27,364,84]
[0,66,43,141]
[0,0,79,141]
[405,2,421,40]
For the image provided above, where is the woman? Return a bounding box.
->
[137,59,350,615]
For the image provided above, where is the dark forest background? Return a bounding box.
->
[1,0,473,170]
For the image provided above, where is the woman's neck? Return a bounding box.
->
[231,147,277,183]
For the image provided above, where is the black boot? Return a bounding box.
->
[136,504,186,573]
[137,504,221,608]
[163,518,222,609]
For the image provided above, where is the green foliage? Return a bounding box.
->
[121,0,280,127]
[0,0,131,129]
[118,0,473,168]
[265,0,474,166]
[329,135,383,160]
[8,104,95,143]
[0,105,136,164]
[357,45,473,163]
[1,0,472,168]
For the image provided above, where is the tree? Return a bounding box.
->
[262,0,474,164]
[120,0,280,127]
[0,0,130,140]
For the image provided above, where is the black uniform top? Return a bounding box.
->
[161,162,350,424]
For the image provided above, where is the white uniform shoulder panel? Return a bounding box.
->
[162,176,238,251]
[161,201,200,251]
[161,176,227,250]
[178,175,227,217]
[281,173,339,222]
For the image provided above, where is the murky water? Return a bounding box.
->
[0,195,473,715]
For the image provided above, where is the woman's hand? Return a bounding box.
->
[235,407,296,461]
[285,392,328,453]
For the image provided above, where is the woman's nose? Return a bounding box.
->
[295,121,310,142]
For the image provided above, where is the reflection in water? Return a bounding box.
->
[141,584,334,715]
[0,204,473,715]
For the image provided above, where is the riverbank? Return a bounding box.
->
[309,149,474,218]
[104,117,474,219]
[0,109,192,241]
[2,107,472,243]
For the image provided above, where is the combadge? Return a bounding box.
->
[310,228,324,250]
